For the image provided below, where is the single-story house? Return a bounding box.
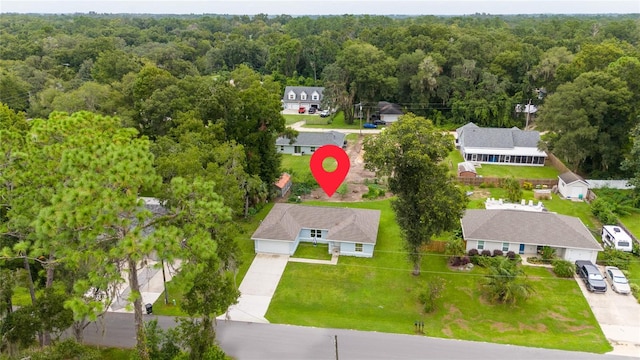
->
[461,209,602,263]
[558,171,589,200]
[251,203,381,258]
[457,162,477,177]
[276,131,346,155]
[455,122,547,166]
[371,101,403,124]
[282,86,324,111]
[273,173,292,197]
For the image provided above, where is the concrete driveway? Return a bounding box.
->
[219,253,289,323]
[575,268,640,357]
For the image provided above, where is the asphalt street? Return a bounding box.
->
[81,313,632,360]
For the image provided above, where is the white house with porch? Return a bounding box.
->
[282,86,324,111]
[455,122,547,166]
[461,209,602,263]
[276,131,346,155]
[251,204,381,258]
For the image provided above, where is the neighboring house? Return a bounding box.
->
[273,173,292,197]
[276,131,346,155]
[558,171,589,200]
[461,209,602,263]
[372,101,403,124]
[455,122,547,166]
[457,162,477,177]
[251,203,381,258]
[282,86,324,111]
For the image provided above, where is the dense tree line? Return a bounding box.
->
[1,13,638,177]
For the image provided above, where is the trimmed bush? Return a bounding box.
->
[476,255,502,268]
[552,259,575,278]
[468,248,479,257]
[506,251,517,260]
[492,249,504,257]
[481,249,492,257]
[460,256,471,265]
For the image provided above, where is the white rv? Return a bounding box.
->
[602,225,633,252]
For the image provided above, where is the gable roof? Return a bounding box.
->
[458,162,477,173]
[252,204,381,244]
[461,209,602,250]
[456,122,542,149]
[378,101,403,115]
[283,86,324,101]
[274,173,291,189]
[559,171,588,186]
[276,131,345,147]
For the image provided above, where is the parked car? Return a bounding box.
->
[320,109,330,117]
[298,106,306,114]
[308,107,317,114]
[575,260,607,293]
[373,119,386,126]
[605,266,631,294]
[363,123,377,129]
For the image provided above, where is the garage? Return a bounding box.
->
[564,248,598,263]
[254,239,293,255]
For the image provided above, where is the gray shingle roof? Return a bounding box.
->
[456,122,541,149]
[378,101,403,115]
[276,131,345,147]
[283,86,324,101]
[461,209,602,250]
[559,171,587,185]
[252,204,381,244]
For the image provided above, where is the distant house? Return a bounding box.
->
[457,162,477,177]
[273,173,292,198]
[557,171,589,200]
[461,209,602,263]
[282,86,324,111]
[251,204,381,258]
[276,131,346,155]
[455,122,547,166]
[370,101,403,124]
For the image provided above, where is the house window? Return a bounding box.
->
[502,243,509,252]
[355,243,363,252]
[300,92,307,100]
[311,92,319,100]
[280,146,284,151]
[294,146,301,154]
[310,229,322,238]
[477,241,485,250]
[310,146,316,152]
[288,92,296,100]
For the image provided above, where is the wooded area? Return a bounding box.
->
[1,12,640,358]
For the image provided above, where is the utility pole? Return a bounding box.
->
[359,104,363,136]
[525,98,532,130]
[334,335,339,360]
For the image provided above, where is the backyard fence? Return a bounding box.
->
[546,152,570,173]
[456,177,557,188]
[424,240,447,253]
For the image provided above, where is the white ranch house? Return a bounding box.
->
[455,122,547,166]
[461,209,602,263]
[251,204,381,258]
[276,131,346,155]
[282,86,324,111]
[557,171,589,200]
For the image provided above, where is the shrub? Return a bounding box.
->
[468,248,479,257]
[540,246,556,262]
[481,249,492,257]
[522,182,533,190]
[418,277,445,313]
[476,255,502,268]
[552,259,575,278]
[598,248,632,270]
[506,251,517,260]
[460,256,471,265]
[362,184,386,199]
[492,249,504,257]
[630,283,640,304]
[590,198,618,224]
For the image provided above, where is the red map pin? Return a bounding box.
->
[310,145,350,197]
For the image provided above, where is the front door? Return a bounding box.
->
[519,244,525,254]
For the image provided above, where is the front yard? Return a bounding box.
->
[265,199,611,353]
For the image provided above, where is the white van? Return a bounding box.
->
[602,225,633,252]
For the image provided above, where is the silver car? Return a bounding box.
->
[605,266,631,294]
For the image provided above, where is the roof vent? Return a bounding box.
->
[613,227,621,232]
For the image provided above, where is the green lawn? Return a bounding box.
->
[293,243,332,260]
[445,150,559,179]
[302,111,362,129]
[265,199,611,353]
[281,154,337,182]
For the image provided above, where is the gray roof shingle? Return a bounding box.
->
[461,209,601,250]
[276,131,345,147]
[456,122,541,149]
[283,86,324,101]
[559,171,587,185]
[252,204,381,244]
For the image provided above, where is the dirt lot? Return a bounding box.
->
[305,135,389,202]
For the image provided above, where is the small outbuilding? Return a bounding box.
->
[273,173,292,198]
[557,171,589,200]
[457,162,477,177]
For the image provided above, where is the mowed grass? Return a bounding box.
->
[293,243,332,260]
[281,154,337,181]
[265,199,611,353]
[303,111,361,129]
[444,150,559,179]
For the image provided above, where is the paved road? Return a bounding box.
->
[81,313,631,360]
[289,121,383,134]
